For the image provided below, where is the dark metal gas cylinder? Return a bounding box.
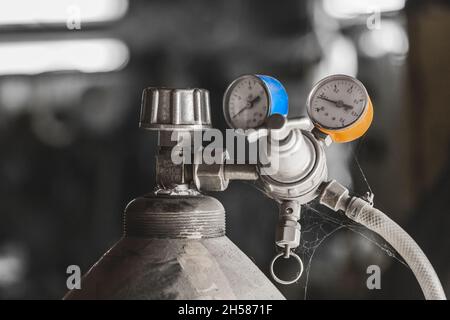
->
[64,192,284,299]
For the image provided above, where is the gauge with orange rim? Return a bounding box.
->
[306,74,373,143]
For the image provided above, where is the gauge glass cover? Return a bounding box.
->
[307,75,368,130]
[224,75,270,129]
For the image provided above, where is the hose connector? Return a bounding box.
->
[318,180,373,220]
[318,180,447,300]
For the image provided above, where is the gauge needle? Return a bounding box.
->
[232,96,261,118]
[318,96,353,110]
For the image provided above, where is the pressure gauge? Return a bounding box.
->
[223,75,288,129]
[306,74,373,143]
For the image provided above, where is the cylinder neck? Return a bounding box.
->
[124,193,225,239]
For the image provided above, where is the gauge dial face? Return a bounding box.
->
[223,76,270,129]
[307,75,368,130]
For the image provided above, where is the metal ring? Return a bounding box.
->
[270,251,304,285]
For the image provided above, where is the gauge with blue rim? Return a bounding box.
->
[223,74,288,129]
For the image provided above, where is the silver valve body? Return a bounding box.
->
[254,114,328,204]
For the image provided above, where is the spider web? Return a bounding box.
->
[249,137,411,298]
[295,201,409,299]
[287,137,409,299]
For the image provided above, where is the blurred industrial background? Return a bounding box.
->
[0,0,449,299]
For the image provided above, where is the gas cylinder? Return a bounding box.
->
[64,88,284,300]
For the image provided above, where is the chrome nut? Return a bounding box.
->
[318,180,350,212]
[312,127,333,147]
[194,164,229,192]
[276,220,301,249]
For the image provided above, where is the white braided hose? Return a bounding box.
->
[351,205,446,300]
[319,181,446,300]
